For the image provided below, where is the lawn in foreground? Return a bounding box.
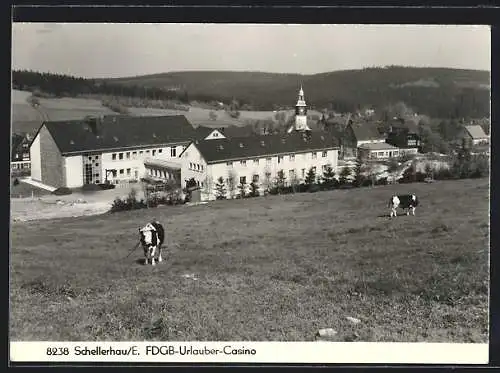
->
[10,178,489,342]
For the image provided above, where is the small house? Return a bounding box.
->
[461,125,489,148]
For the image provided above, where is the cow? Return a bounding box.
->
[138,221,165,265]
[388,194,419,218]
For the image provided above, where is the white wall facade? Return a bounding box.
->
[100,143,187,184]
[181,147,339,201]
[399,148,419,156]
[180,144,208,189]
[472,137,489,146]
[64,155,84,188]
[29,133,42,182]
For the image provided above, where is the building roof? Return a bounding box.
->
[37,115,209,155]
[191,132,339,164]
[350,122,386,141]
[358,142,399,151]
[218,125,257,138]
[465,125,488,139]
[389,117,420,134]
[143,157,182,170]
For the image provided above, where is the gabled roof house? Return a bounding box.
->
[29,115,225,189]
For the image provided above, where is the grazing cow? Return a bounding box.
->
[139,221,165,265]
[388,194,419,218]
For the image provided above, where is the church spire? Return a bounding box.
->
[288,85,310,133]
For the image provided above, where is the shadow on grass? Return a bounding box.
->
[376,213,419,218]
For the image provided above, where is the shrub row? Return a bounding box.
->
[110,189,186,213]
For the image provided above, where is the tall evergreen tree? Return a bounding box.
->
[214,177,227,200]
[321,164,337,189]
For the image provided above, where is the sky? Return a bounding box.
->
[12,23,491,78]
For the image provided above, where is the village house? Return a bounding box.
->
[460,124,489,148]
[384,117,421,156]
[11,133,32,172]
[180,132,340,200]
[28,115,224,189]
[342,121,387,159]
[357,142,400,160]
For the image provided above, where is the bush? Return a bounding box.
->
[110,190,148,213]
[415,171,427,183]
[81,184,102,192]
[375,177,388,186]
[434,168,454,180]
[360,178,373,187]
[98,183,116,190]
[308,184,321,193]
[52,187,72,196]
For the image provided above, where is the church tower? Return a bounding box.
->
[289,85,311,133]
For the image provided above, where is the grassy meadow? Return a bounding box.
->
[10,178,489,342]
[11,90,116,134]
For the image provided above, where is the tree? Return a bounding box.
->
[249,181,260,197]
[400,163,417,183]
[304,167,316,190]
[387,157,399,173]
[214,177,227,200]
[262,167,272,193]
[275,170,286,193]
[290,173,301,193]
[227,170,237,198]
[185,177,197,189]
[237,179,247,198]
[321,165,336,189]
[424,163,433,179]
[203,175,214,199]
[339,166,351,186]
[452,141,473,178]
[353,154,365,187]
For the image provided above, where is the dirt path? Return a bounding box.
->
[10,186,146,222]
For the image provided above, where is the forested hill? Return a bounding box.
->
[12,67,490,118]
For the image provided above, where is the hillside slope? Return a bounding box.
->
[10,178,488,342]
[105,67,490,117]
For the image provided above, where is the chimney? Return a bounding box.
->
[85,116,103,136]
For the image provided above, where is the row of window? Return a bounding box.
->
[148,168,174,180]
[226,151,329,167]
[223,165,331,185]
[109,168,133,177]
[189,162,204,172]
[110,147,178,161]
[370,151,400,158]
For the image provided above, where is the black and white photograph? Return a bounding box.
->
[10,21,490,358]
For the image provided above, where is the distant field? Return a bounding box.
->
[10,178,489,342]
[12,89,296,133]
[11,90,115,134]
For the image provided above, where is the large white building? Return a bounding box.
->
[29,86,340,197]
[29,115,222,189]
[180,132,339,200]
